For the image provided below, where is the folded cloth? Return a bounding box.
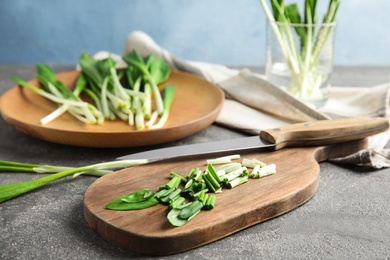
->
[93,31,390,169]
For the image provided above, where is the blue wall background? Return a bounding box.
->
[1,0,389,66]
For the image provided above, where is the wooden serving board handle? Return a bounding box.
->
[84,139,367,256]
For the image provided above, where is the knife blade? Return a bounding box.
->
[117,117,389,162]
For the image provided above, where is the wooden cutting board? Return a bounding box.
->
[84,139,367,255]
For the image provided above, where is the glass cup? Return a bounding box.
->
[265,20,336,108]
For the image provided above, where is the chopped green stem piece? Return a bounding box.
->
[249,163,277,179]
[220,171,242,183]
[159,188,182,204]
[261,164,277,177]
[220,167,248,182]
[242,158,267,168]
[215,162,242,173]
[155,188,175,203]
[204,171,221,190]
[169,196,186,209]
[206,154,240,164]
[186,168,196,180]
[226,176,248,189]
[216,169,226,177]
[202,172,219,193]
[169,172,187,183]
[167,188,182,203]
[202,176,216,193]
[184,178,194,189]
[155,187,174,198]
[230,166,249,177]
[204,194,216,210]
[207,164,221,183]
[249,165,261,178]
[186,168,201,180]
[159,176,182,190]
[206,157,231,165]
[197,191,208,204]
[192,188,209,198]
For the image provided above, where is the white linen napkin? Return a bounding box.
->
[93,31,390,169]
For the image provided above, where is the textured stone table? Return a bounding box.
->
[1,65,390,259]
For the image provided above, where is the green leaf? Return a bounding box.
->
[177,200,203,220]
[105,188,159,210]
[36,64,56,90]
[73,73,88,96]
[271,0,285,21]
[285,3,307,51]
[96,58,111,78]
[78,52,105,87]
[121,189,154,203]
[122,49,149,75]
[125,66,141,89]
[167,201,202,226]
[167,208,189,227]
[285,3,302,24]
[146,54,171,84]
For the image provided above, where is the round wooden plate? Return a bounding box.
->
[0,71,224,148]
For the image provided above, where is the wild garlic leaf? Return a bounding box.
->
[177,200,203,220]
[121,189,154,203]
[167,208,188,227]
[105,188,158,210]
[167,202,203,227]
[146,54,171,84]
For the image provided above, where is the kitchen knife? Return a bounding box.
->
[117,117,389,162]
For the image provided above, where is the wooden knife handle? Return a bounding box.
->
[260,117,389,150]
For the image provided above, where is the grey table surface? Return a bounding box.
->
[1,65,390,259]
